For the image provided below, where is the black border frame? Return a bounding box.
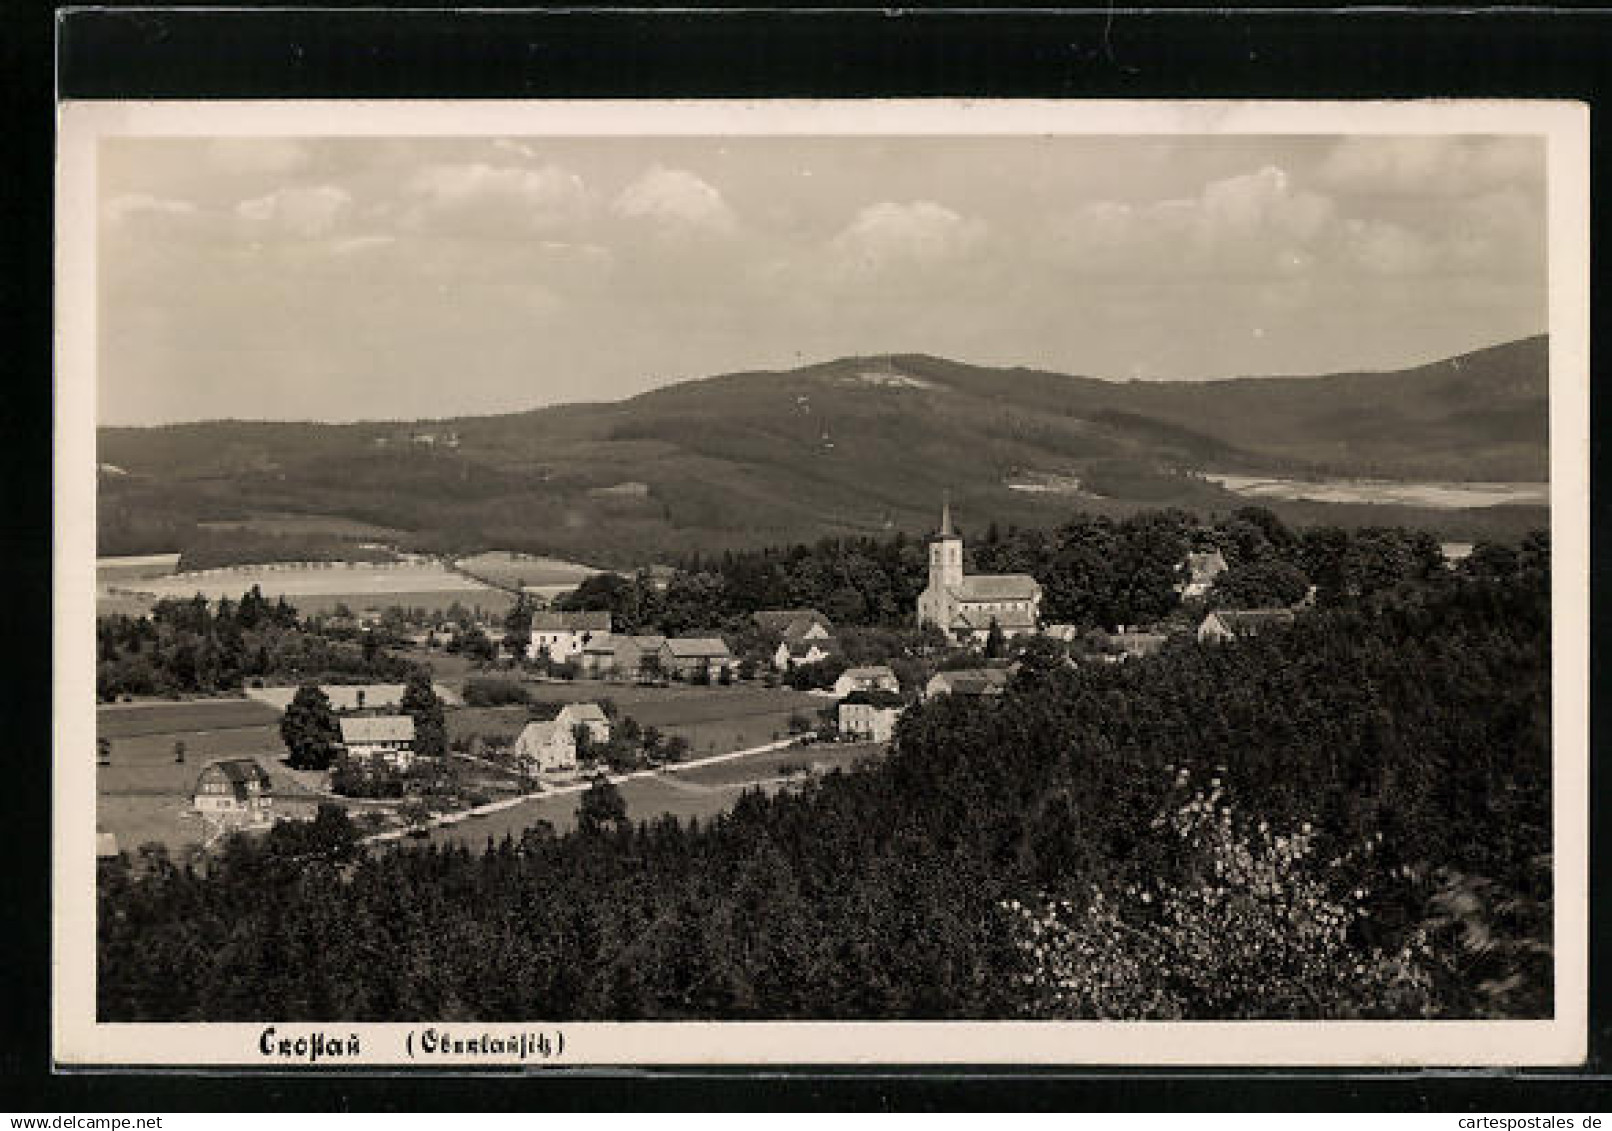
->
[7,2,1609,1111]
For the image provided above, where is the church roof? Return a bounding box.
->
[954,605,1038,631]
[954,574,1041,601]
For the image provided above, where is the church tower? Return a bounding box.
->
[928,494,964,592]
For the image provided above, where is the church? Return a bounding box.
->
[916,498,1043,644]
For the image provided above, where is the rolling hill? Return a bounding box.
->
[97,335,1550,566]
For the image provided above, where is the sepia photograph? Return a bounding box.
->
[53,99,1588,1068]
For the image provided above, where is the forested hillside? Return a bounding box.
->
[98,546,1551,1021]
[97,337,1548,564]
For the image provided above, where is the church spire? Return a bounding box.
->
[939,491,955,539]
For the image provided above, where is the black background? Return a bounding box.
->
[5,2,1609,1111]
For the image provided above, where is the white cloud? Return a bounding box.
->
[830,201,986,272]
[235,184,353,238]
[400,162,588,237]
[1316,136,1542,198]
[1054,166,1333,279]
[612,166,737,235]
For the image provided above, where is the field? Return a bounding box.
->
[447,681,830,757]
[96,700,324,853]
[454,551,600,590]
[97,553,181,586]
[122,561,516,617]
[422,740,883,846]
[1203,473,1549,509]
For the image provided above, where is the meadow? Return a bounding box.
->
[454,550,600,590]
[118,560,517,617]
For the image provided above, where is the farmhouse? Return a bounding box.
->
[832,665,900,698]
[339,715,418,770]
[916,498,1042,644]
[838,689,905,743]
[614,634,668,679]
[776,635,840,670]
[514,719,578,775]
[555,702,611,745]
[1197,608,1295,644]
[527,611,612,663]
[1178,549,1229,598]
[192,759,273,825]
[757,609,838,670]
[577,634,619,677]
[659,637,735,680]
[924,667,1013,700]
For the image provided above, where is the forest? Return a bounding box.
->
[97,534,1551,1022]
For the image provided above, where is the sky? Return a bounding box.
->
[97,133,1547,425]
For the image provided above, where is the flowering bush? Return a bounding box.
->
[1005,767,1435,1019]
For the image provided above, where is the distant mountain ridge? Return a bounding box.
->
[98,336,1549,564]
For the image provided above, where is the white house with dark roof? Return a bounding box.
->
[339,714,418,770]
[527,610,612,663]
[1197,608,1295,644]
[916,498,1042,644]
[514,719,578,775]
[192,758,274,825]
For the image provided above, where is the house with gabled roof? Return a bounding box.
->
[916,498,1042,644]
[923,667,1013,700]
[193,758,273,825]
[555,702,611,745]
[837,688,906,742]
[1197,608,1295,644]
[527,610,612,663]
[775,634,840,671]
[659,636,735,680]
[514,719,578,775]
[339,714,418,770]
[832,664,901,698]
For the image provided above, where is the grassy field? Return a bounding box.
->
[422,740,883,847]
[195,513,408,540]
[445,681,829,758]
[454,550,600,590]
[97,698,282,739]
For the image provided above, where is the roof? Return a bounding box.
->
[1110,630,1168,657]
[1205,609,1295,634]
[954,574,1042,601]
[931,668,1013,695]
[616,634,666,652]
[580,633,618,655]
[753,608,830,634]
[531,610,611,632]
[664,636,733,659]
[339,715,416,744]
[954,605,1038,631]
[839,665,897,683]
[781,636,839,659]
[840,689,905,709]
[557,702,609,724]
[199,758,271,786]
[517,720,572,745]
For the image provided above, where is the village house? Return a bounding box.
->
[659,636,736,680]
[924,667,1013,700]
[339,714,418,770]
[555,702,611,745]
[916,498,1042,644]
[776,634,840,670]
[832,664,901,698]
[614,634,668,680]
[192,758,274,826]
[1197,608,1296,644]
[527,610,612,663]
[837,688,905,743]
[576,633,619,677]
[1178,549,1229,599]
[1041,623,1083,642]
[513,719,578,775]
[1108,628,1169,661]
[755,608,838,670]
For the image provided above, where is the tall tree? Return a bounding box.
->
[401,669,448,760]
[280,683,342,771]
